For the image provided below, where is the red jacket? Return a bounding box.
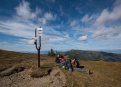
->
[59,58,65,62]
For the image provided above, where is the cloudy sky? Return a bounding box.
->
[0,0,121,52]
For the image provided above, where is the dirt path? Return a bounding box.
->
[0,67,66,87]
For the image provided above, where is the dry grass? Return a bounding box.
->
[62,60,121,87]
[0,66,25,77]
[30,67,52,78]
[0,50,55,77]
[0,50,36,68]
[1,50,121,87]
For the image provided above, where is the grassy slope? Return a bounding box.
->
[0,50,55,77]
[0,50,121,87]
[63,60,121,87]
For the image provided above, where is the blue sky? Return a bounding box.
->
[0,0,121,52]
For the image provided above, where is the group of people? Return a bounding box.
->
[55,54,90,75]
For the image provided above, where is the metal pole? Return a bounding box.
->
[35,27,42,68]
[38,49,40,68]
[38,36,41,68]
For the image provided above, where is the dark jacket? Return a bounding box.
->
[55,57,60,63]
[64,59,73,71]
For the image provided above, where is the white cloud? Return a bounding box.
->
[63,32,70,38]
[0,19,69,47]
[0,41,36,52]
[1,0,121,51]
[94,0,121,27]
[78,35,88,41]
[113,0,121,6]
[88,0,121,41]
[70,20,78,27]
[81,14,93,22]
[15,0,41,19]
[44,12,56,20]
[92,26,121,39]
[39,12,56,25]
[49,37,65,42]
[27,39,35,45]
[0,20,35,38]
[15,0,56,25]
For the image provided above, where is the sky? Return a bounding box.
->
[0,0,121,52]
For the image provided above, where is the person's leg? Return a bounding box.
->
[59,62,65,68]
[73,68,90,74]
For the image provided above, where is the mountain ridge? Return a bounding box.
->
[66,50,121,62]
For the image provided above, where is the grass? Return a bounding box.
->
[0,66,25,77]
[0,49,121,87]
[0,50,55,77]
[30,67,52,78]
[30,62,54,78]
[54,71,60,77]
[62,60,121,87]
[0,50,36,68]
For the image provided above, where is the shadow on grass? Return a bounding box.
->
[41,66,52,68]
[41,66,52,75]
[78,66,84,68]
[30,67,52,78]
[89,71,93,75]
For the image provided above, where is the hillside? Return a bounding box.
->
[66,50,121,62]
[0,50,66,87]
[0,50,121,87]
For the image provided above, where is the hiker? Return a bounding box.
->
[55,54,60,63]
[59,56,65,68]
[71,58,90,74]
[71,57,80,68]
[64,58,73,72]
[65,58,90,75]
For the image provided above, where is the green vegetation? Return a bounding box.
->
[48,48,56,56]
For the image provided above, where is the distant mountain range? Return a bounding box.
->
[1,49,121,62]
[7,49,121,55]
[66,50,121,62]
[24,49,121,62]
[101,49,121,54]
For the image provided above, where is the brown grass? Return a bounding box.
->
[0,50,121,87]
[0,66,25,77]
[30,67,52,78]
[0,50,55,77]
[62,60,121,87]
